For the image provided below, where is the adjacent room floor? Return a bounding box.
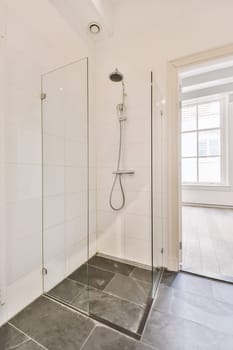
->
[182,206,233,281]
[1,271,233,349]
[47,255,156,334]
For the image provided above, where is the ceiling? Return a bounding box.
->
[49,0,115,41]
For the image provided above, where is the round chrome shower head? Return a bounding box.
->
[109,69,124,82]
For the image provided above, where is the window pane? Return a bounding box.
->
[182,132,197,157]
[182,158,197,183]
[199,157,221,183]
[198,130,220,156]
[198,101,220,129]
[182,105,197,131]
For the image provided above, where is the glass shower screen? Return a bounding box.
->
[41,58,89,313]
[41,62,163,339]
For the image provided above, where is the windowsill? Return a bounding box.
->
[182,183,232,191]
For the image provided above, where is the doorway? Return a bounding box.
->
[179,56,233,282]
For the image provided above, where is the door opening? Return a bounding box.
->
[179,56,233,282]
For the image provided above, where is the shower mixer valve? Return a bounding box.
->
[117,103,127,120]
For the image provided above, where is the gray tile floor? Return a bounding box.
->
[1,271,233,349]
[182,206,233,281]
[48,255,155,333]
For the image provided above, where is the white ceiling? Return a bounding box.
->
[49,0,115,41]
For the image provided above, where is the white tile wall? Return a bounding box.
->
[6,164,41,202]
[96,69,154,266]
[44,195,65,228]
[0,0,94,326]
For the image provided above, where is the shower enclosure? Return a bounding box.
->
[41,58,163,338]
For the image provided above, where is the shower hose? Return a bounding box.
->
[109,120,125,211]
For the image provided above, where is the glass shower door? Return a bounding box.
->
[41,58,89,313]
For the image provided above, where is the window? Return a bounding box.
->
[181,97,227,185]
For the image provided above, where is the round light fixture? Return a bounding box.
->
[89,22,101,34]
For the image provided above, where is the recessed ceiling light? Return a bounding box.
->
[89,22,101,34]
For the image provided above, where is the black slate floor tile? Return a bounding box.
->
[161,271,213,298]
[48,278,85,303]
[72,287,144,333]
[69,264,115,290]
[88,255,134,276]
[105,274,152,306]
[0,323,27,350]
[153,284,233,336]
[82,326,154,350]
[10,296,94,350]
[143,309,233,350]
[130,267,153,283]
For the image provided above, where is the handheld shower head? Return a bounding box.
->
[109,68,124,82]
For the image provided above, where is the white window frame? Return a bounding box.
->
[182,94,229,189]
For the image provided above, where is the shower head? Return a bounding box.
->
[109,69,124,82]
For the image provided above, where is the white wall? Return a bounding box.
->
[94,0,233,269]
[0,0,95,326]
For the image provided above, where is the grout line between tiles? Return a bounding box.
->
[69,286,88,304]
[87,262,132,276]
[7,338,30,349]
[129,266,136,277]
[48,279,86,305]
[42,294,90,320]
[78,262,151,285]
[8,322,49,350]
[88,260,154,284]
[79,325,96,350]
[102,271,117,291]
[67,276,146,309]
[104,288,147,308]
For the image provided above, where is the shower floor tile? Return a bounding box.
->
[0,323,28,350]
[69,264,115,290]
[131,267,154,283]
[10,296,95,350]
[48,278,85,303]
[105,274,152,306]
[88,255,134,276]
[72,287,144,333]
[45,255,155,335]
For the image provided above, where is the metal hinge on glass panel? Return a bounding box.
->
[179,241,182,250]
[161,247,164,254]
[40,92,46,100]
[42,267,48,276]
